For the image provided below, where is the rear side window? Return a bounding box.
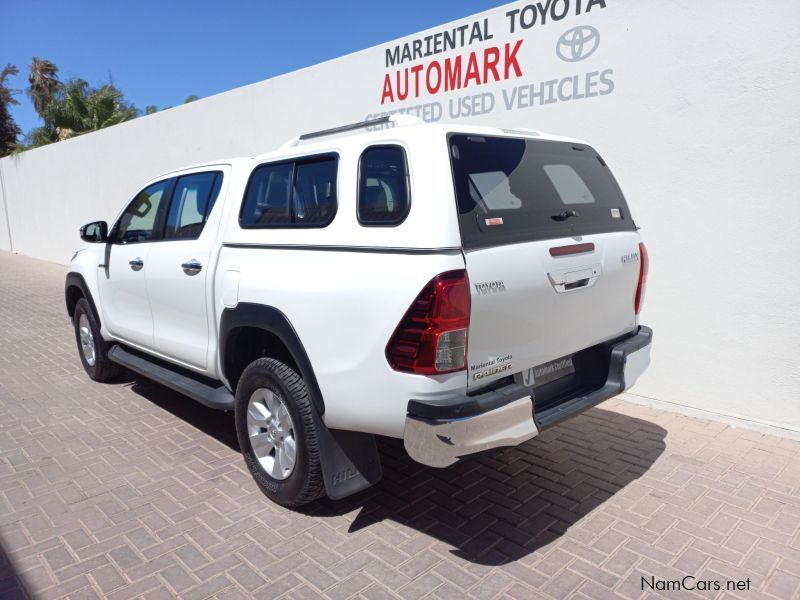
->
[358,146,410,226]
[240,155,337,228]
[294,159,337,225]
[449,134,636,249]
[164,171,223,240]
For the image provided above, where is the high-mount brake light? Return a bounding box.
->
[635,242,649,315]
[386,270,470,375]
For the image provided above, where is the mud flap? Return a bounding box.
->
[312,412,382,499]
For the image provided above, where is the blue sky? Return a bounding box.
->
[2,0,507,135]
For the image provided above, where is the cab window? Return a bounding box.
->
[113,180,170,244]
[164,172,223,240]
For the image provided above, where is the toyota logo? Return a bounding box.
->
[556,26,600,62]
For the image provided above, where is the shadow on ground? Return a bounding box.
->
[127,378,239,452]
[0,536,28,600]
[126,374,666,566]
[312,409,666,565]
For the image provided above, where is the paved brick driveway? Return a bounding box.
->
[0,250,799,600]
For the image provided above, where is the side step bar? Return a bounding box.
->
[108,345,235,411]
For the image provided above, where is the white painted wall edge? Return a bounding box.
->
[0,161,12,251]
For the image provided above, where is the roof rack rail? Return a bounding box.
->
[502,127,542,137]
[281,115,424,148]
[299,116,391,141]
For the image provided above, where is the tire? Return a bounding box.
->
[235,357,324,507]
[73,297,119,382]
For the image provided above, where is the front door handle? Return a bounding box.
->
[129,258,144,271]
[181,260,202,275]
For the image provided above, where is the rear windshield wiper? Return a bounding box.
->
[551,209,579,222]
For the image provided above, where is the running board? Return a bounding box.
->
[108,345,235,411]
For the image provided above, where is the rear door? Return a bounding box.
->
[146,169,226,370]
[448,134,643,390]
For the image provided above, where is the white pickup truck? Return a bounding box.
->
[66,116,652,506]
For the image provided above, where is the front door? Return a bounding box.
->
[98,179,171,349]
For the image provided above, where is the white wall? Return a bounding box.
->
[2,0,798,432]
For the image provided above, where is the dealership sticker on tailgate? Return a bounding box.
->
[518,355,576,388]
[471,354,513,381]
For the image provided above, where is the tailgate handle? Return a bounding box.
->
[548,265,601,293]
[564,278,590,290]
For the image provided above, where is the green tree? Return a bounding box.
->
[22,124,58,148]
[20,56,142,150]
[144,95,198,115]
[27,57,59,119]
[42,79,138,141]
[0,64,21,157]
[18,56,198,150]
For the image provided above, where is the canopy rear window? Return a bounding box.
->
[448,134,636,249]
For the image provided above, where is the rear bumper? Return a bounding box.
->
[404,325,653,467]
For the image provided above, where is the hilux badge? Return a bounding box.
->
[621,252,639,264]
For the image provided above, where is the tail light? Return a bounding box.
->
[386,270,470,374]
[635,242,649,315]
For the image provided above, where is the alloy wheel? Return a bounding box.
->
[246,388,297,480]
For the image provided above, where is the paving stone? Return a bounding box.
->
[0,250,798,599]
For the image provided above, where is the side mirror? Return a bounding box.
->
[80,221,108,243]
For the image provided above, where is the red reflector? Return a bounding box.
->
[386,270,470,375]
[549,242,595,257]
[635,242,649,315]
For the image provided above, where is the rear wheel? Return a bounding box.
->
[73,298,119,381]
[235,358,324,506]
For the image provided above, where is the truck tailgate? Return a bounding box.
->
[465,231,641,390]
[446,132,644,391]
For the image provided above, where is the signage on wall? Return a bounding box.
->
[365,0,614,125]
[556,25,600,62]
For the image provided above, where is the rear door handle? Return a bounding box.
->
[181,260,202,275]
[129,258,144,271]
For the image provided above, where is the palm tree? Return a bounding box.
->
[0,64,21,156]
[27,57,60,119]
[0,64,19,106]
[43,79,138,140]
